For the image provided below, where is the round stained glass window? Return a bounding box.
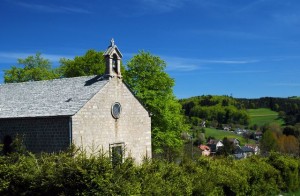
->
[112,102,122,119]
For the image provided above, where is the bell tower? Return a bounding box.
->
[103,39,123,78]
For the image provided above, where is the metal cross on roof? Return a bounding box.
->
[110,38,115,47]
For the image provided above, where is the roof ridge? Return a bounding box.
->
[0,75,102,86]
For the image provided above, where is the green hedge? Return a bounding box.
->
[1,151,300,195]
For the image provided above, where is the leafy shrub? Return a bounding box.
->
[267,153,300,192]
[138,160,193,195]
[239,156,281,195]
[1,145,300,195]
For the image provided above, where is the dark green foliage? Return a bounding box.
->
[268,153,300,192]
[59,49,108,77]
[238,156,281,195]
[4,53,60,83]
[260,129,279,152]
[138,160,193,195]
[2,145,300,195]
[125,51,189,161]
[283,125,300,137]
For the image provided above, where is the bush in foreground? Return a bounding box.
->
[1,148,300,195]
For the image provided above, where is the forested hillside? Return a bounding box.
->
[180,95,249,127]
[180,95,300,127]
[237,97,300,125]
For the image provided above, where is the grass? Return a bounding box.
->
[247,108,284,127]
[283,188,300,196]
[205,127,255,146]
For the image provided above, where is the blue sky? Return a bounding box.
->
[0,0,300,98]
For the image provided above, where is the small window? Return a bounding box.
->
[111,102,122,119]
[110,143,125,167]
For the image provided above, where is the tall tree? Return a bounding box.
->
[260,130,279,152]
[59,49,126,78]
[124,51,188,161]
[59,50,106,77]
[4,53,59,83]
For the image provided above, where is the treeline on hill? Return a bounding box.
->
[237,97,300,125]
[1,143,300,195]
[180,95,249,127]
[181,95,300,128]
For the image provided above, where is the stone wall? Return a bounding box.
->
[72,77,151,164]
[0,117,70,153]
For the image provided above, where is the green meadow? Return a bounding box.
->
[247,108,284,127]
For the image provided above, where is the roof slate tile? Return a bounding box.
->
[0,75,108,118]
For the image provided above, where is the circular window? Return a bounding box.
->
[111,102,122,119]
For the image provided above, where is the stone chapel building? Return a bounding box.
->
[0,40,152,164]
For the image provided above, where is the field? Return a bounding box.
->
[289,96,300,100]
[205,128,255,145]
[247,108,284,127]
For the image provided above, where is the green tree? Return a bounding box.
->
[124,51,188,161]
[217,137,235,156]
[59,49,107,77]
[4,53,59,83]
[260,130,279,152]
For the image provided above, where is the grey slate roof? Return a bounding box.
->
[0,75,109,118]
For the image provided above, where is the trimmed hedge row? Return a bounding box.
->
[0,152,299,195]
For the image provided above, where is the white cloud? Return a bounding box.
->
[209,70,269,74]
[235,0,267,13]
[188,29,275,40]
[132,0,191,14]
[162,55,260,72]
[166,61,201,72]
[12,1,92,14]
[199,59,259,64]
[0,52,74,63]
[43,54,74,62]
[273,13,300,25]
[140,0,184,11]
[163,56,203,71]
